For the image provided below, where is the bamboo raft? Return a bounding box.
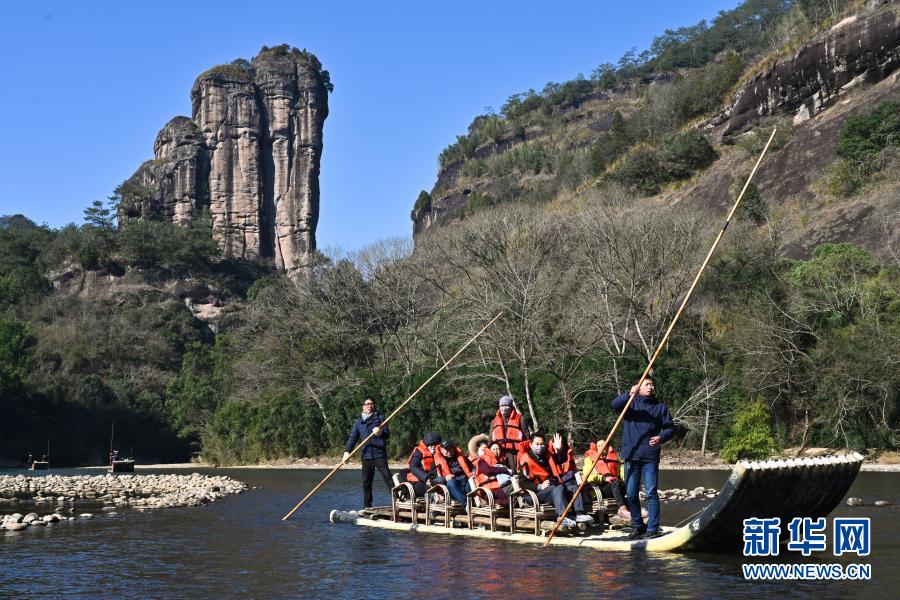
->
[330,453,864,552]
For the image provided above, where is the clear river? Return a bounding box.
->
[1,468,896,598]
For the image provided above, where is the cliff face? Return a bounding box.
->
[120,46,330,273]
[719,4,900,137]
[412,3,900,241]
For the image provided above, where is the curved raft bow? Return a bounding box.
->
[329,452,863,552]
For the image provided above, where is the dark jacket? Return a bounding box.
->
[611,392,675,463]
[447,454,472,480]
[345,412,390,460]
[409,449,440,483]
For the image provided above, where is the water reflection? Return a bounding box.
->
[0,469,895,598]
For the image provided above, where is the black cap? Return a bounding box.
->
[423,432,442,446]
[441,440,455,449]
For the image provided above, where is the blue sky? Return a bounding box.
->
[0,1,740,251]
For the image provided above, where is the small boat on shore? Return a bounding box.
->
[109,458,135,473]
[28,441,51,470]
[330,453,864,553]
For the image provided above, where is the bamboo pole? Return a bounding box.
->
[544,128,778,546]
[282,311,504,521]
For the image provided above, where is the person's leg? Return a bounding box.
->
[361,459,375,508]
[412,481,428,497]
[542,484,567,516]
[625,461,644,531]
[534,485,555,508]
[609,478,627,507]
[445,477,467,505]
[375,457,393,493]
[563,478,585,513]
[643,462,660,533]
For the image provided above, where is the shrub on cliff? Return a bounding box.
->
[826,100,900,195]
[118,213,219,275]
[721,400,778,463]
[611,131,717,195]
[590,111,629,176]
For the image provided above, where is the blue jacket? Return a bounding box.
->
[345,412,390,460]
[611,392,674,463]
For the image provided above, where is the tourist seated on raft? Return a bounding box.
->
[582,439,642,520]
[517,432,594,527]
[405,431,444,498]
[547,433,590,512]
[469,435,515,506]
[490,395,530,469]
[434,439,473,506]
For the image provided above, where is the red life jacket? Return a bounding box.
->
[517,448,563,485]
[552,447,575,477]
[585,442,620,481]
[435,446,473,479]
[406,441,436,483]
[490,409,525,454]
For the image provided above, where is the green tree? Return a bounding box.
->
[721,399,778,462]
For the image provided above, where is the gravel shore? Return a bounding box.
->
[1,473,247,532]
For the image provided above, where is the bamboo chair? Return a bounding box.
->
[588,483,619,521]
[465,479,511,533]
[508,488,557,536]
[425,483,465,528]
[390,474,426,524]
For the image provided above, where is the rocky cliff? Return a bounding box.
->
[717,3,900,137]
[120,45,330,273]
[412,2,900,247]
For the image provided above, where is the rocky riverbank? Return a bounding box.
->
[0,473,247,532]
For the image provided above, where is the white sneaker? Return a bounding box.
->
[561,517,576,528]
[575,514,594,524]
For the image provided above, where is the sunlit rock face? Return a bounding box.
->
[721,5,900,136]
[120,46,330,273]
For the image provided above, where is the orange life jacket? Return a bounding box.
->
[435,446,473,479]
[585,442,620,481]
[406,441,436,483]
[474,448,509,504]
[490,409,525,454]
[474,448,499,486]
[517,448,563,485]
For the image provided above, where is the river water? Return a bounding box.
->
[0,468,896,598]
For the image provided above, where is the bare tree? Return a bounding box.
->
[578,189,710,391]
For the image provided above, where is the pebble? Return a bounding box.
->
[847,497,864,506]
[874,500,890,507]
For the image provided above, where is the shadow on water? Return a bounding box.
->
[1,468,896,598]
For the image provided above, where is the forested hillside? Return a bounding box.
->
[1,0,897,466]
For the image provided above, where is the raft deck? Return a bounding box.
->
[330,453,864,553]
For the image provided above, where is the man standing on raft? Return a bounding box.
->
[611,376,674,539]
